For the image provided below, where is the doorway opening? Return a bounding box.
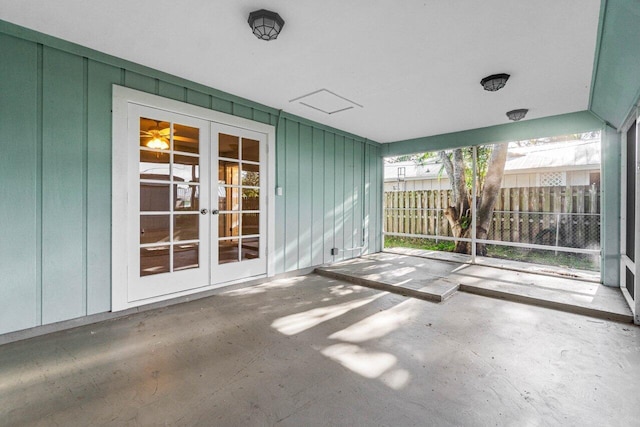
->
[383,131,602,278]
[112,86,275,311]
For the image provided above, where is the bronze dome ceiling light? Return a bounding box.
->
[248,9,285,41]
[480,73,510,91]
[506,109,528,121]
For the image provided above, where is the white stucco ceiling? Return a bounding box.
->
[0,0,601,143]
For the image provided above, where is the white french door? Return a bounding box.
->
[211,123,267,283]
[112,86,274,311]
[128,104,211,302]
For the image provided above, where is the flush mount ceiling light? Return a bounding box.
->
[480,73,510,92]
[506,109,528,121]
[248,9,285,41]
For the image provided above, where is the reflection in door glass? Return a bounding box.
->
[242,188,259,210]
[219,161,239,185]
[175,184,199,211]
[219,213,240,237]
[174,123,200,154]
[174,214,199,241]
[140,246,170,276]
[141,183,171,212]
[241,163,259,186]
[242,138,260,162]
[241,238,260,260]
[242,213,259,235]
[174,243,199,271]
[220,133,239,159]
[140,152,170,180]
[140,215,170,245]
[219,187,239,211]
[174,154,200,183]
[219,239,239,264]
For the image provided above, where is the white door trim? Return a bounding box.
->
[112,85,276,312]
[620,103,640,324]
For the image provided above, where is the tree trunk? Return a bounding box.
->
[444,206,470,253]
[475,143,509,255]
[441,149,472,252]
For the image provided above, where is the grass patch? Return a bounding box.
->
[384,236,454,252]
[384,236,600,271]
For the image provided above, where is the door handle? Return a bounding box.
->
[200,209,208,215]
[211,210,220,215]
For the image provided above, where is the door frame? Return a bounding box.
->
[112,85,276,312]
[620,103,640,324]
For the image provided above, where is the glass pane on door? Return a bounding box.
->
[139,117,201,276]
[217,133,261,264]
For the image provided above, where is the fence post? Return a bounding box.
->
[577,187,585,247]
[521,188,530,244]
[427,190,434,236]
[503,188,511,241]
[542,187,551,235]
[589,184,598,247]
[531,187,540,241]
[512,188,520,242]
[410,191,416,234]
[564,185,573,249]
[417,191,423,235]
[495,188,503,241]
[404,191,410,234]
[393,191,399,234]
[553,186,562,248]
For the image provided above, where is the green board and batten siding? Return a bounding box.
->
[0,27,383,335]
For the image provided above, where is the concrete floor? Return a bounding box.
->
[317,253,633,322]
[2,274,639,426]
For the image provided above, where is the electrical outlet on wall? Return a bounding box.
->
[331,248,339,256]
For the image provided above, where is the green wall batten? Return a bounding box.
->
[383,111,603,157]
[0,25,383,335]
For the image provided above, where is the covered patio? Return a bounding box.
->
[1,1,640,425]
[2,273,639,425]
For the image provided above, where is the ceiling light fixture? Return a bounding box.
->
[146,136,169,150]
[144,121,170,150]
[506,109,528,121]
[480,73,510,92]
[248,9,285,41]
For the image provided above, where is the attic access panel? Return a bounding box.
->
[290,89,362,115]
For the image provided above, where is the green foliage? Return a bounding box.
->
[241,171,260,197]
[384,237,599,271]
[384,236,454,252]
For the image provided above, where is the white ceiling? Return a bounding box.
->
[0,0,601,143]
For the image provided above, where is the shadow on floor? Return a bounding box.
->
[315,252,632,323]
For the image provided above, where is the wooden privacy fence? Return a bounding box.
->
[384,185,601,249]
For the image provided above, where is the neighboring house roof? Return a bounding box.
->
[504,139,601,172]
[384,139,601,181]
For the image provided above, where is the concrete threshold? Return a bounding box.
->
[315,268,458,302]
[457,282,633,324]
[316,253,634,324]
